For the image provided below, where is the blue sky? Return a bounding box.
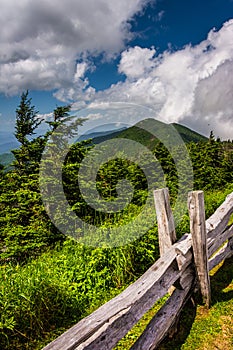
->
[0,0,233,139]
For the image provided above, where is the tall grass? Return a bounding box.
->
[0,227,159,350]
[1,184,233,350]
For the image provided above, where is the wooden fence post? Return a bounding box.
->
[153,188,177,256]
[42,190,233,350]
[188,191,211,308]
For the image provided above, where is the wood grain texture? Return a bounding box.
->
[131,266,195,350]
[42,235,191,350]
[42,190,233,350]
[209,242,233,271]
[154,188,177,256]
[188,191,211,308]
[208,224,233,257]
[206,192,233,239]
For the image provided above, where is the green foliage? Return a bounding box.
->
[0,238,157,350]
[172,123,208,143]
[1,93,233,349]
[153,141,179,201]
[188,136,233,190]
[13,91,45,175]
[0,97,83,261]
[2,98,232,260]
[0,170,64,261]
[14,90,42,146]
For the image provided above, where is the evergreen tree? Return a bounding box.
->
[40,105,84,228]
[0,163,4,177]
[15,90,42,145]
[0,97,78,261]
[13,90,44,173]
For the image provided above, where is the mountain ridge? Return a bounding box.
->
[0,119,208,166]
[77,118,207,147]
[88,118,208,148]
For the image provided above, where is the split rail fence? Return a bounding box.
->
[43,189,233,350]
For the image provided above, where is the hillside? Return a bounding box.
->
[172,123,207,143]
[77,127,127,144]
[0,119,208,168]
[89,118,208,148]
[0,152,14,167]
[0,120,208,169]
[0,131,19,153]
[0,111,232,349]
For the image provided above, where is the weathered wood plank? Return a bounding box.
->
[179,266,195,290]
[130,266,195,350]
[174,233,192,256]
[188,191,211,308]
[42,235,192,350]
[206,192,233,239]
[208,242,233,271]
[227,236,233,251]
[208,224,233,257]
[175,249,193,273]
[47,263,179,350]
[154,188,177,256]
[42,191,233,350]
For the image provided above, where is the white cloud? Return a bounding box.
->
[70,19,233,139]
[118,46,156,79]
[74,62,90,80]
[186,59,233,139]
[155,20,233,137]
[0,0,152,95]
[1,1,232,139]
[193,60,233,117]
[37,112,53,121]
[84,112,103,121]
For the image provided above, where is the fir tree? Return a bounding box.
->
[15,90,42,145]
[13,90,44,173]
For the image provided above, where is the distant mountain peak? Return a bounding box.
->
[86,118,208,147]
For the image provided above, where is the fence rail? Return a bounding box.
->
[42,189,233,350]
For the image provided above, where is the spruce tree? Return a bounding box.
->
[0,94,70,262]
[13,90,44,173]
[15,90,42,145]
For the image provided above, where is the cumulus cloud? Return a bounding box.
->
[75,19,233,139]
[118,46,156,79]
[193,60,233,118]
[37,112,53,121]
[185,59,233,138]
[1,0,233,139]
[83,112,103,121]
[0,0,151,94]
[155,20,233,137]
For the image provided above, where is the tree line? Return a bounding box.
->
[0,91,232,262]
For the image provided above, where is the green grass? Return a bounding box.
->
[0,235,158,350]
[112,257,233,350]
[157,257,233,350]
[0,185,233,350]
[0,247,127,349]
[114,185,233,350]
[114,295,170,349]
